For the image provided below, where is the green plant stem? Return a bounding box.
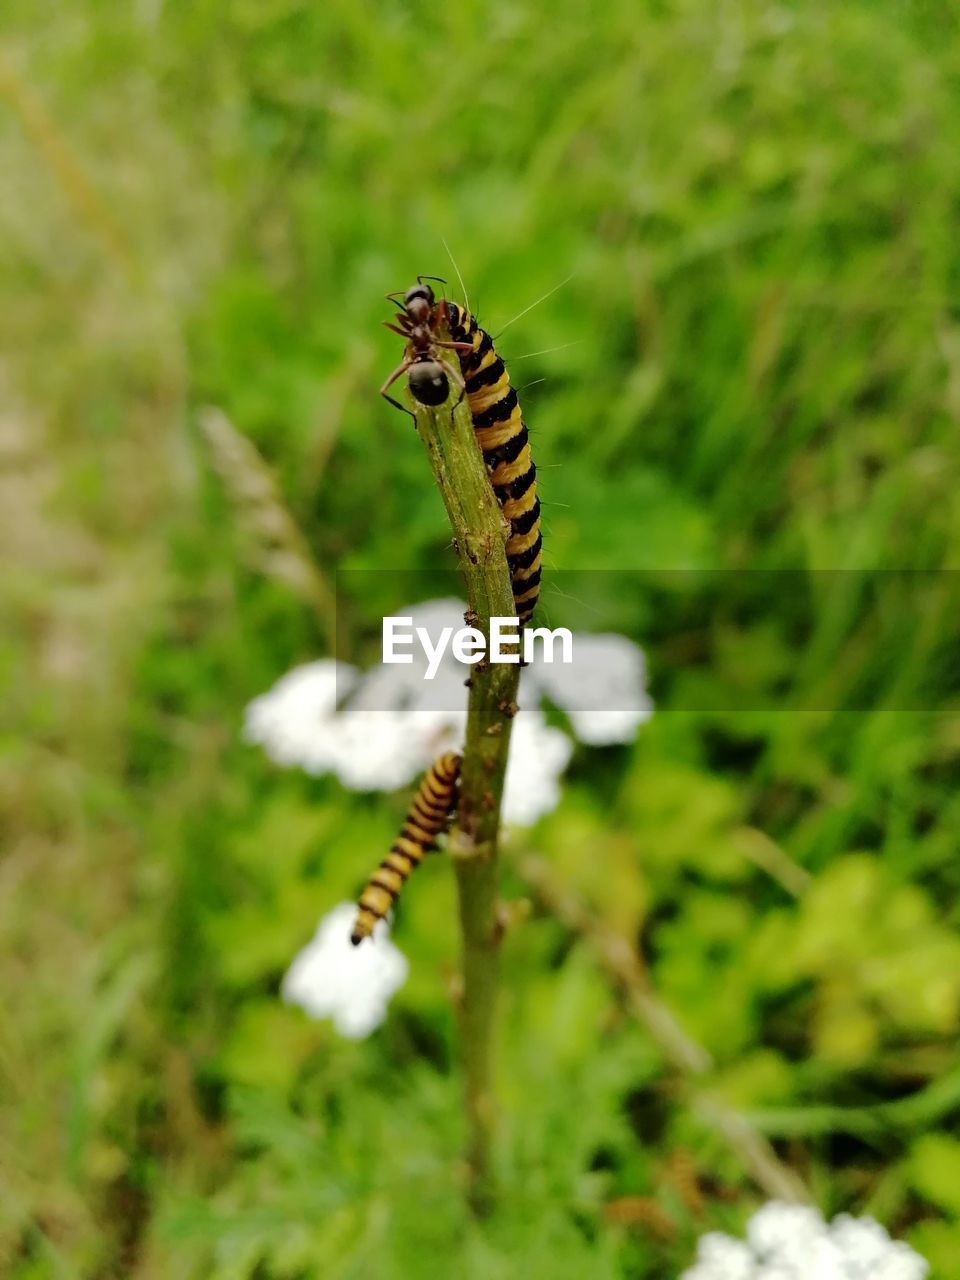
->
[411,376,520,1214]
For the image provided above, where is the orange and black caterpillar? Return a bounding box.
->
[446,301,541,627]
[350,751,461,945]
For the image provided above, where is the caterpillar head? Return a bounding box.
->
[408,358,449,406]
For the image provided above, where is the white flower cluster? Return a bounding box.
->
[244,598,652,827]
[682,1201,928,1280]
[258,600,652,1037]
[281,903,408,1040]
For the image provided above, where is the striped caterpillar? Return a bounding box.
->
[350,751,461,945]
[446,301,541,627]
[380,280,541,626]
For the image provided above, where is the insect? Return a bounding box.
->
[380,276,542,626]
[446,301,541,627]
[379,276,474,416]
[350,751,462,945]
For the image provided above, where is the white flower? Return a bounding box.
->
[525,631,654,745]
[501,709,574,826]
[747,1202,829,1263]
[245,600,652,825]
[324,709,453,792]
[244,659,358,772]
[281,903,409,1040]
[694,1233,755,1280]
[681,1202,927,1280]
[830,1216,930,1280]
[243,655,463,793]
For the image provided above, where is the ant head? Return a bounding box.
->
[408,359,449,406]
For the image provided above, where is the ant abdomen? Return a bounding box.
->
[408,360,449,406]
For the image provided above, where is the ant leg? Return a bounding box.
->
[380,360,416,423]
[380,359,411,396]
[437,356,467,406]
[437,356,465,390]
[432,297,474,349]
[383,321,410,338]
[383,393,415,422]
[435,339,475,353]
[430,301,469,351]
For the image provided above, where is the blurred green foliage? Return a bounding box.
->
[2,0,960,1276]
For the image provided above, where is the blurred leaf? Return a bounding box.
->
[908,1134,960,1218]
[216,1002,324,1092]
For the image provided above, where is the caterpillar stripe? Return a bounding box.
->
[350,751,461,945]
[446,302,541,627]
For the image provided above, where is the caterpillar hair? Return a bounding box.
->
[350,751,462,945]
[445,301,542,627]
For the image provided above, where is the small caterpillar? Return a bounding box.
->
[446,301,541,627]
[350,751,461,945]
[380,280,542,627]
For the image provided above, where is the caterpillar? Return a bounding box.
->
[350,751,461,945]
[445,301,541,627]
[379,280,541,627]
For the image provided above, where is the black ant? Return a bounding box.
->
[380,275,474,418]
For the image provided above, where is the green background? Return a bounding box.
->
[2,1,959,1275]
